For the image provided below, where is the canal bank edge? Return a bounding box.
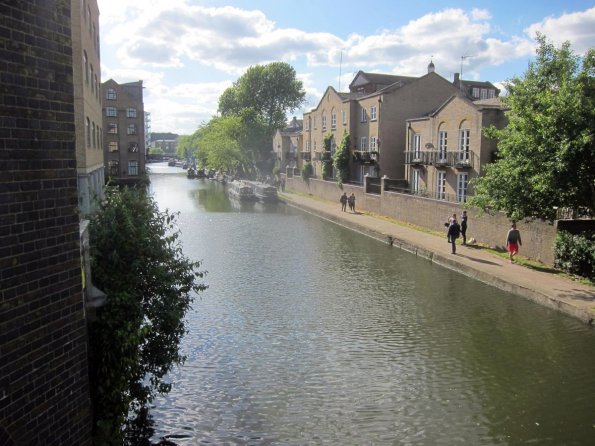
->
[279,193,595,326]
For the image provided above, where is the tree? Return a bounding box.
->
[469,34,595,222]
[88,185,207,444]
[218,62,306,133]
[333,131,351,186]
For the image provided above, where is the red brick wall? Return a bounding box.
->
[0,1,92,444]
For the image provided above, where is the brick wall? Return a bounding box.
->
[286,176,557,265]
[0,1,93,444]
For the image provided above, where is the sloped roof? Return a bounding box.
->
[349,71,417,91]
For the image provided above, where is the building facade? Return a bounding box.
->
[0,1,93,444]
[273,117,303,172]
[102,79,146,185]
[72,0,104,214]
[405,96,507,203]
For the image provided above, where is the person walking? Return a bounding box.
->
[446,213,456,242]
[340,192,348,212]
[506,222,522,263]
[460,210,468,245]
[348,193,356,213]
[447,217,461,254]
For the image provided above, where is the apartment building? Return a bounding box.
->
[102,79,146,185]
[72,0,104,214]
[405,95,507,203]
[272,117,303,172]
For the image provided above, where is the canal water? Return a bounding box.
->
[147,163,595,445]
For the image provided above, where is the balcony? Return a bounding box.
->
[405,150,475,169]
[352,150,378,164]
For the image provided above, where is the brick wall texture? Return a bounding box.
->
[0,1,93,444]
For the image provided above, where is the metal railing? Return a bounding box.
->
[404,150,475,169]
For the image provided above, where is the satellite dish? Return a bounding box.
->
[425,143,434,149]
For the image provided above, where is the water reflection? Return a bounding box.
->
[145,164,595,445]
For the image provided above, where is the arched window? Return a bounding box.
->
[92,122,96,148]
[85,117,90,147]
[90,65,94,92]
[83,51,88,85]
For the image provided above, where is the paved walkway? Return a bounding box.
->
[280,192,595,325]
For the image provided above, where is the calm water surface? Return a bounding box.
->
[147,163,595,445]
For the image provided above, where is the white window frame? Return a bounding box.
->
[331,112,336,130]
[438,130,448,161]
[412,169,420,193]
[459,128,470,162]
[412,133,421,159]
[436,171,446,200]
[127,107,137,118]
[322,112,327,130]
[457,173,469,203]
[370,106,377,121]
[342,110,347,125]
[128,160,139,176]
[106,106,117,117]
[370,136,377,151]
[361,107,367,122]
[360,136,367,151]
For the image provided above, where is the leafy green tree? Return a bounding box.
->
[333,131,351,186]
[218,62,306,133]
[469,34,595,221]
[89,185,207,444]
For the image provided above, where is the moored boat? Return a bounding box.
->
[227,180,256,201]
[247,182,278,202]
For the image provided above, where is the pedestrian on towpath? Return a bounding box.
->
[506,222,522,263]
[447,217,461,254]
[340,192,348,212]
[348,193,356,212]
[460,210,468,245]
[446,213,456,243]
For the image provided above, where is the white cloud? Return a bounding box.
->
[525,6,595,54]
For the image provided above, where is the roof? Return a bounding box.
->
[349,71,417,91]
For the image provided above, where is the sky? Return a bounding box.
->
[96,0,595,135]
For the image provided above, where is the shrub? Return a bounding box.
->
[301,162,313,180]
[554,230,595,280]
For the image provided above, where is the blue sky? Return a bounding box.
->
[97,0,595,135]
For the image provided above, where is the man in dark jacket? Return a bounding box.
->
[447,218,461,254]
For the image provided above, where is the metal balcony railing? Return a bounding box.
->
[404,150,475,169]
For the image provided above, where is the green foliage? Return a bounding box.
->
[333,132,351,186]
[88,185,207,444]
[554,230,595,280]
[469,34,595,222]
[301,162,313,180]
[218,62,306,133]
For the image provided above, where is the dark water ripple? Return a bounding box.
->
[146,166,595,445]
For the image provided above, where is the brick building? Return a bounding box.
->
[102,79,146,185]
[0,1,93,444]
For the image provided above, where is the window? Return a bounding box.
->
[127,107,137,118]
[128,142,139,153]
[92,122,96,148]
[106,88,116,100]
[313,117,317,129]
[412,133,421,159]
[459,128,470,162]
[322,112,327,130]
[361,107,367,122]
[488,89,496,99]
[108,141,118,152]
[90,65,94,93]
[480,88,488,100]
[360,136,367,151]
[457,173,469,203]
[128,160,139,176]
[331,112,336,130]
[472,87,480,98]
[106,107,117,117]
[107,123,118,134]
[342,110,347,125]
[412,169,420,193]
[305,118,310,131]
[108,160,119,176]
[83,52,89,85]
[370,106,377,121]
[305,140,310,151]
[436,171,446,200]
[438,130,448,160]
[85,117,90,147]
[127,124,137,135]
[370,136,377,151]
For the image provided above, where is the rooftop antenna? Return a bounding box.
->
[460,55,474,82]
